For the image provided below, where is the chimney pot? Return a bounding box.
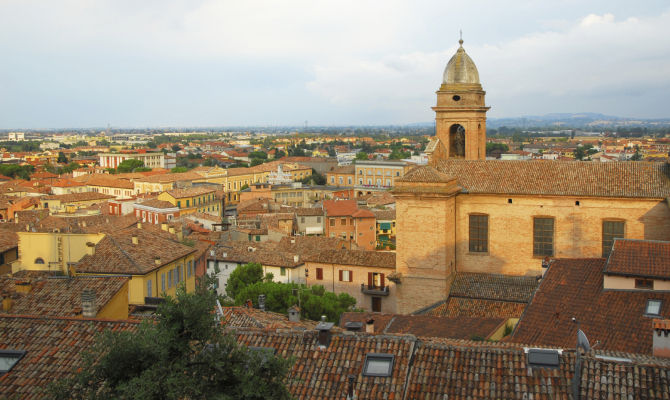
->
[365,318,375,334]
[316,317,334,347]
[81,289,97,318]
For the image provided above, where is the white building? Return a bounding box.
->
[98,152,167,169]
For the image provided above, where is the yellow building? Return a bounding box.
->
[157,186,219,215]
[41,192,115,214]
[14,231,106,274]
[74,227,197,305]
[132,172,200,194]
[353,160,411,196]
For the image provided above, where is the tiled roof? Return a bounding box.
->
[604,239,670,279]
[75,227,196,275]
[398,165,454,183]
[372,209,395,221]
[84,176,135,189]
[135,199,178,209]
[50,179,85,187]
[351,209,375,218]
[422,297,528,318]
[449,272,540,303]
[361,191,396,207]
[42,192,115,203]
[0,315,138,399]
[328,165,355,174]
[275,236,350,255]
[339,312,505,340]
[209,241,303,268]
[25,214,138,234]
[323,199,358,216]
[0,276,127,317]
[510,258,670,355]
[0,230,18,253]
[135,171,201,183]
[304,250,395,268]
[294,207,324,216]
[165,186,216,199]
[223,306,318,330]
[430,159,670,198]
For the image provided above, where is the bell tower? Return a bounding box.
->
[430,36,489,161]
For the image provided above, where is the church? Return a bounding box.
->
[391,39,670,314]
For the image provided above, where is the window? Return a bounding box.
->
[646,299,662,316]
[348,177,352,184]
[339,177,343,184]
[161,273,166,292]
[372,296,382,312]
[469,215,488,253]
[186,200,190,207]
[636,279,653,290]
[280,267,286,276]
[330,177,335,183]
[147,279,152,297]
[533,217,554,257]
[168,270,173,288]
[187,261,193,278]
[0,350,26,374]
[301,217,305,223]
[255,235,261,242]
[363,353,394,377]
[177,201,181,208]
[317,217,321,223]
[341,217,346,225]
[602,220,625,257]
[34,258,45,264]
[527,349,560,369]
[329,218,335,227]
[316,268,323,280]
[340,270,352,282]
[368,272,384,289]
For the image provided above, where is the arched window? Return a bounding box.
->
[449,124,466,158]
[34,258,45,264]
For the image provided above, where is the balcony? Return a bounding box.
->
[361,284,390,296]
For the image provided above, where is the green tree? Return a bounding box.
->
[630,145,642,161]
[116,159,145,173]
[226,263,264,299]
[355,151,368,160]
[250,158,264,166]
[171,166,189,173]
[485,142,509,155]
[0,164,34,180]
[47,279,292,400]
[249,151,267,160]
[171,144,181,152]
[57,152,68,164]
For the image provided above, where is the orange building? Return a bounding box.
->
[323,199,376,251]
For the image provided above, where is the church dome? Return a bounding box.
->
[442,39,480,85]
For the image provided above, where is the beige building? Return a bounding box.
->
[391,39,670,315]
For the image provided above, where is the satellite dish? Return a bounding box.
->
[577,329,591,352]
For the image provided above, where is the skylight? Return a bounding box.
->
[526,348,560,369]
[646,299,662,316]
[363,353,394,377]
[0,350,26,375]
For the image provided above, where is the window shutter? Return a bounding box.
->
[380,273,385,288]
[339,270,343,281]
[349,271,353,282]
[368,272,373,287]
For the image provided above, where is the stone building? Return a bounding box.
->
[392,39,670,314]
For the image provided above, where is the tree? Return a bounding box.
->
[485,142,509,155]
[116,159,145,173]
[355,151,368,160]
[249,151,267,160]
[226,263,264,299]
[235,282,357,323]
[301,170,325,185]
[47,278,292,400]
[389,149,410,160]
[171,166,189,173]
[631,145,643,161]
[171,144,181,152]
[250,158,264,166]
[57,152,68,164]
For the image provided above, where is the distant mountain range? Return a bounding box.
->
[486,113,670,129]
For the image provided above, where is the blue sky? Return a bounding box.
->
[1,0,669,128]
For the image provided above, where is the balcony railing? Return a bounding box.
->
[360,284,390,296]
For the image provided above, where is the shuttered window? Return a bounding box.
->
[468,214,488,253]
[316,268,323,280]
[602,220,625,257]
[533,217,554,257]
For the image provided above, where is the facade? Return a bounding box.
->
[391,39,670,315]
[133,199,181,224]
[41,192,115,214]
[98,151,167,169]
[14,231,106,274]
[157,186,219,216]
[326,165,355,187]
[295,208,325,236]
[353,160,408,196]
[323,199,376,251]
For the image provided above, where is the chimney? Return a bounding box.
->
[258,294,266,311]
[316,315,334,347]
[161,222,168,231]
[81,289,97,318]
[85,241,96,256]
[1,291,13,312]
[653,319,670,358]
[168,226,175,234]
[154,257,161,265]
[288,305,300,322]
[365,318,375,334]
[131,235,139,245]
[137,222,142,229]
[293,255,299,263]
[14,280,32,294]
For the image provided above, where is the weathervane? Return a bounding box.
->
[459,29,463,46]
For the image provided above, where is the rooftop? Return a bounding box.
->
[304,249,395,269]
[604,239,670,279]
[42,192,115,203]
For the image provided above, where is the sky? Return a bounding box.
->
[1,0,670,128]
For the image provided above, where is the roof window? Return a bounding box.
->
[526,348,560,369]
[0,350,26,375]
[362,353,394,377]
[646,299,662,316]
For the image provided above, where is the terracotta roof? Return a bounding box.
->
[42,192,114,203]
[50,179,85,188]
[75,227,196,275]
[304,250,395,268]
[361,191,396,207]
[449,272,539,303]
[0,276,127,317]
[372,209,395,220]
[26,214,138,234]
[134,171,201,183]
[135,199,178,209]
[422,297,528,318]
[604,239,670,279]
[429,159,670,198]
[323,199,359,217]
[223,306,318,330]
[165,186,216,199]
[0,230,18,253]
[209,241,303,268]
[351,209,374,218]
[339,312,505,340]
[0,315,138,399]
[328,165,355,174]
[510,258,670,355]
[398,165,454,183]
[84,176,135,189]
[294,207,324,216]
[275,236,350,255]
